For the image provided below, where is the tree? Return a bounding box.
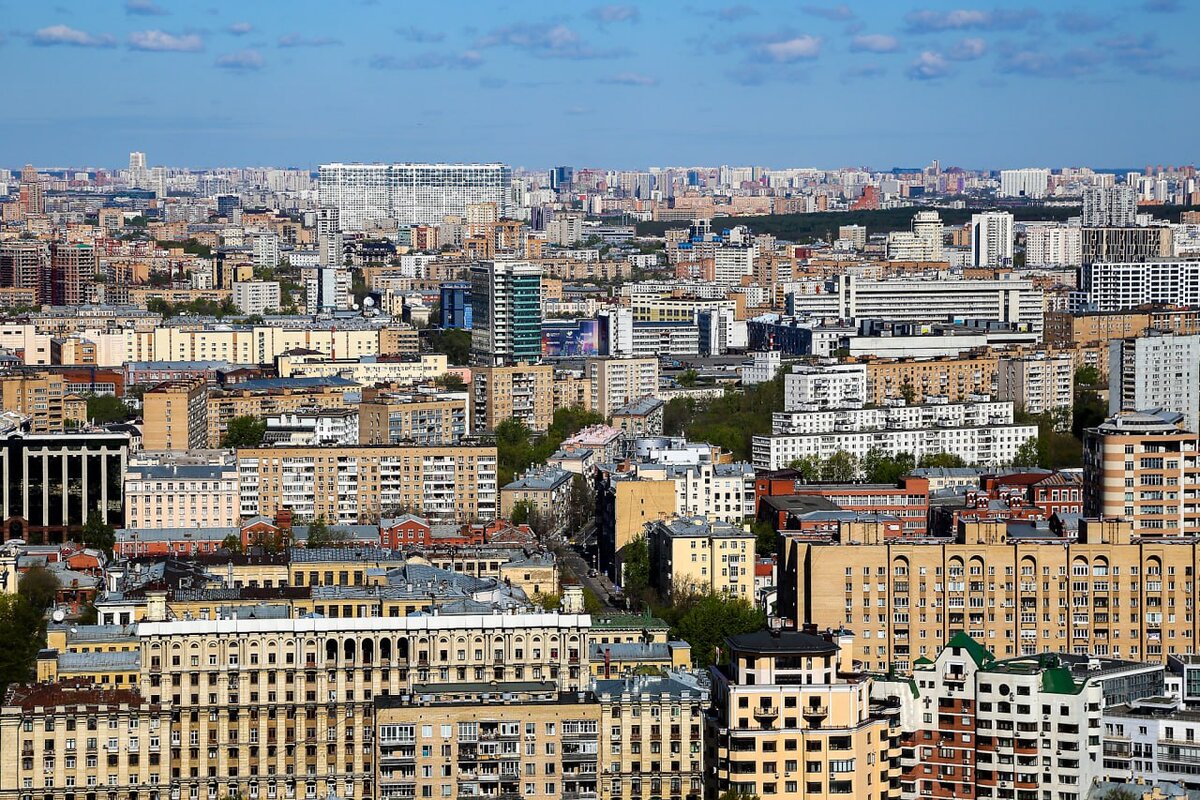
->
[582,587,605,614]
[18,566,59,612]
[822,450,858,482]
[510,500,536,526]
[567,473,596,534]
[305,517,348,549]
[718,792,761,800]
[85,394,133,425]
[663,397,695,436]
[1074,365,1102,387]
[220,533,243,554]
[861,448,915,484]
[221,416,267,448]
[427,328,472,366]
[674,593,766,667]
[1011,438,1040,468]
[751,519,777,558]
[787,455,824,481]
[0,593,46,689]
[81,511,115,555]
[433,373,466,392]
[676,369,699,388]
[621,535,650,600]
[919,452,967,468]
[531,592,561,611]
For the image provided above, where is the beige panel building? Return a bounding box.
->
[471,363,555,433]
[357,390,469,446]
[861,353,999,405]
[207,386,356,447]
[0,371,65,432]
[587,357,660,419]
[237,443,499,523]
[141,378,207,451]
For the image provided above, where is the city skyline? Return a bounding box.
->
[2,0,1198,169]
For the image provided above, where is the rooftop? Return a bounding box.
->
[726,629,839,657]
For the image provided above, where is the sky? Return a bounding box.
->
[2,0,1197,172]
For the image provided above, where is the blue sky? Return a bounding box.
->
[2,0,1197,171]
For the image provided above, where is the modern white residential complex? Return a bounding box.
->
[998,167,1050,198]
[1082,259,1200,311]
[787,274,1044,337]
[971,210,1015,267]
[752,398,1036,470]
[1025,223,1082,266]
[783,362,868,410]
[1109,331,1200,433]
[318,162,513,229]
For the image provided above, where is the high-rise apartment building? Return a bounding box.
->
[316,206,343,267]
[1082,260,1200,311]
[0,371,65,432]
[1108,332,1200,433]
[971,211,1014,267]
[141,378,209,451]
[0,240,48,303]
[1083,410,1200,534]
[470,260,542,366]
[706,629,900,800]
[886,210,943,261]
[996,352,1074,418]
[471,364,555,433]
[998,168,1049,198]
[49,241,95,306]
[1083,184,1139,227]
[587,357,660,418]
[302,266,351,314]
[18,164,45,217]
[318,162,512,229]
[1080,226,1172,266]
[1025,223,1082,266]
[357,389,470,445]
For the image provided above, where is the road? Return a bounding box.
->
[556,526,620,611]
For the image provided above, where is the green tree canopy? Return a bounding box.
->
[0,593,46,689]
[918,452,967,469]
[85,394,133,425]
[81,511,115,555]
[674,593,766,668]
[427,328,472,365]
[18,565,59,612]
[222,416,267,449]
[305,517,348,549]
[621,535,650,600]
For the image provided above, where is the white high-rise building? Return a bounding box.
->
[1083,260,1200,311]
[712,245,754,287]
[128,151,148,189]
[316,207,343,267]
[318,162,512,230]
[303,267,351,314]
[783,363,868,411]
[971,211,1014,267]
[886,210,943,261]
[1109,331,1200,433]
[1082,184,1138,227]
[999,168,1050,198]
[1025,223,1082,266]
[251,232,280,269]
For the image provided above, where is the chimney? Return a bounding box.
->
[145,589,168,622]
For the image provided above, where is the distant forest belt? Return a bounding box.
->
[634,204,1200,240]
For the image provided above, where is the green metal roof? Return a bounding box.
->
[945,631,996,667]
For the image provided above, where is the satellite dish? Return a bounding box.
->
[363,297,375,308]
[52,609,66,623]
[352,303,360,311]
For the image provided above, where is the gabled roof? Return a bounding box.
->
[945,631,995,667]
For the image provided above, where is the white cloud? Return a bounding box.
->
[947,37,987,60]
[759,35,822,63]
[216,49,265,70]
[128,30,203,52]
[32,25,116,48]
[228,22,254,35]
[850,34,899,53]
[908,50,951,79]
[602,71,658,86]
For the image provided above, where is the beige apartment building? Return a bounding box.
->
[123,463,240,530]
[860,353,999,405]
[471,363,555,433]
[587,357,659,419]
[995,351,1074,418]
[357,389,469,446]
[236,443,499,523]
[11,611,592,800]
[647,517,755,602]
[207,386,356,447]
[1082,410,1200,536]
[141,378,207,451]
[375,691,600,800]
[707,629,901,800]
[782,516,1200,674]
[0,371,65,432]
[596,672,708,800]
